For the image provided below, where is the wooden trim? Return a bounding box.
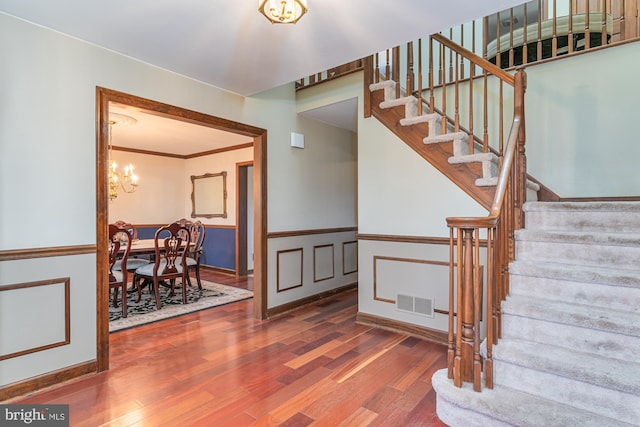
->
[0,360,97,402]
[111,145,185,159]
[356,312,448,345]
[268,227,357,239]
[357,234,450,245]
[267,283,357,318]
[185,143,254,159]
[313,244,335,283]
[200,265,236,275]
[0,278,70,361]
[96,87,269,375]
[236,161,253,277]
[0,245,95,261]
[276,248,303,292]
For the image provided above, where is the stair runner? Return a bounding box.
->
[432,201,640,426]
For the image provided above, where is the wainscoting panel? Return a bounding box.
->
[277,248,303,292]
[313,244,334,283]
[342,241,358,275]
[0,278,70,361]
[0,252,96,388]
[358,237,486,336]
[267,229,357,310]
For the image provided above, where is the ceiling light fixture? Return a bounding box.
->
[108,113,139,201]
[258,0,307,24]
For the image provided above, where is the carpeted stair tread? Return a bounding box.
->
[493,339,640,395]
[432,369,636,427]
[399,113,439,126]
[515,229,640,246]
[448,152,498,164]
[510,260,640,289]
[502,294,640,337]
[423,131,467,144]
[379,96,416,108]
[524,201,640,232]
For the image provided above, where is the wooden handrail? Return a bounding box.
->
[431,33,515,85]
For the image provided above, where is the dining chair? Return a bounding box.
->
[108,224,132,318]
[133,222,191,310]
[112,219,150,273]
[185,220,205,289]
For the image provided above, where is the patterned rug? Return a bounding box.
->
[109,280,253,332]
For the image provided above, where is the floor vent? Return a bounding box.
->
[397,294,434,317]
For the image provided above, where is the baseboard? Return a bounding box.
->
[356,312,448,345]
[267,283,357,318]
[0,360,97,402]
[201,265,236,275]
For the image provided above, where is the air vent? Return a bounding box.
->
[396,294,434,318]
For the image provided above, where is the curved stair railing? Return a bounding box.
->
[364,34,528,391]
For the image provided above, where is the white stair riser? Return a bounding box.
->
[501,313,640,362]
[492,360,640,425]
[525,210,640,232]
[509,274,640,313]
[435,395,514,427]
[515,240,640,270]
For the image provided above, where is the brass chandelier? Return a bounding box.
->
[108,114,139,201]
[258,0,307,24]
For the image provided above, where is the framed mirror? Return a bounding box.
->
[190,171,227,218]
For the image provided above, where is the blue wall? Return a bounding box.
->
[136,225,235,271]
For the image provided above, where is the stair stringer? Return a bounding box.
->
[369,85,495,210]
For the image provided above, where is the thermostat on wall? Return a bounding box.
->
[291,132,305,149]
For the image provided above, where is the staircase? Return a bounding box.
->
[368,80,500,209]
[432,201,640,426]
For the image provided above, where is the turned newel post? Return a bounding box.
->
[454,227,476,387]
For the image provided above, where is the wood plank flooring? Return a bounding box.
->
[12,271,448,426]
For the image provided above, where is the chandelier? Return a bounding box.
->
[108,114,139,201]
[258,0,307,24]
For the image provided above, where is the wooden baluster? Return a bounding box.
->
[523,2,529,64]
[499,80,504,153]
[483,71,489,152]
[473,228,482,391]
[448,227,456,379]
[460,24,465,78]
[392,46,400,99]
[469,58,475,154]
[552,0,558,58]
[514,70,527,231]
[485,225,495,389]
[586,0,592,49]
[441,44,447,135]
[429,37,435,115]
[453,227,464,387]
[418,39,423,116]
[509,8,515,68]
[364,56,373,118]
[449,28,454,81]
[537,0,543,61]
[385,49,390,81]
[620,0,626,42]
[454,52,460,132]
[602,0,608,46]
[406,41,414,98]
[482,16,489,60]
[496,11,502,68]
[569,0,574,54]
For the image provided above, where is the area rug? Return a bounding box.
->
[109,280,253,332]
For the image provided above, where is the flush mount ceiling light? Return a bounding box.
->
[259,0,308,24]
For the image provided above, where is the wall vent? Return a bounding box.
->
[396,294,434,317]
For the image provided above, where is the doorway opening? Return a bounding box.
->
[96,87,267,371]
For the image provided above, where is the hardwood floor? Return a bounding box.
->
[12,271,448,426]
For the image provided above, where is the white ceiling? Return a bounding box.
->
[1,0,524,154]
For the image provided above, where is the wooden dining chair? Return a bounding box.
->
[133,222,191,310]
[185,220,205,289]
[108,224,132,318]
[112,219,150,274]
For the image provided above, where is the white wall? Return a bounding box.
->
[525,41,640,197]
[0,12,357,387]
